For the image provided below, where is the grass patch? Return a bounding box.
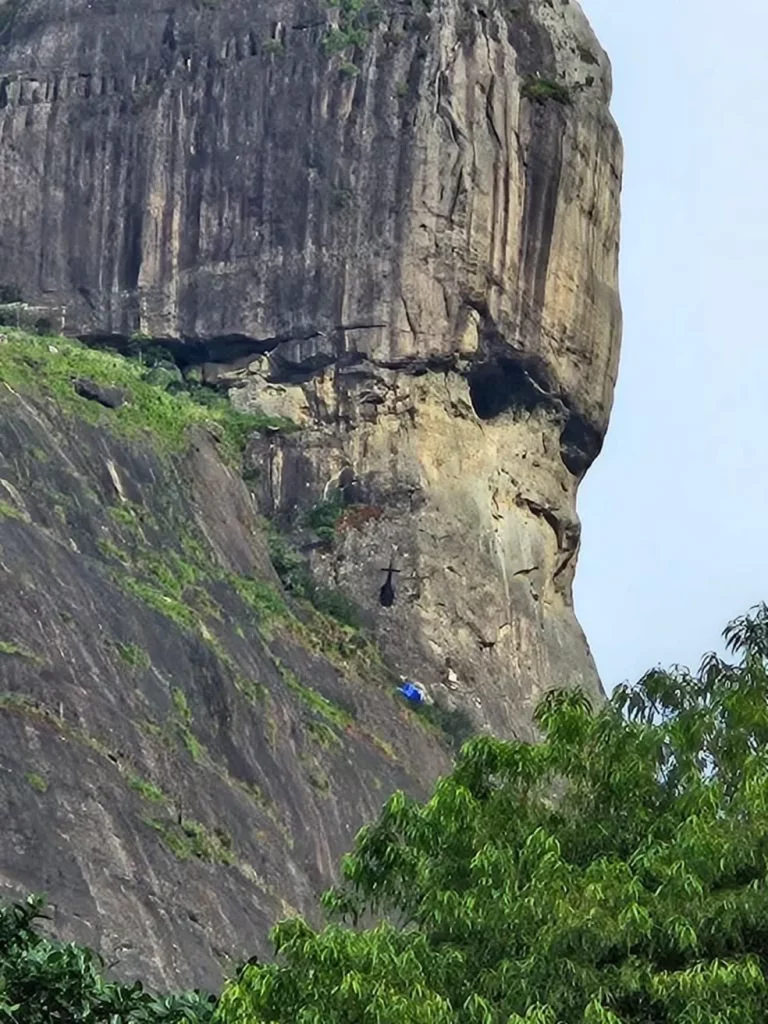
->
[25,771,48,793]
[127,773,166,804]
[121,578,200,631]
[102,541,217,634]
[100,526,280,714]
[302,493,344,544]
[267,529,364,630]
[230,574,288,630]
[171,687,191,723]
[181,730,205,763]
[0,329,296,460]
[116,641,150,669]
[108,502,146,529]
[0,499,25,521]
[0,694,41,716]
[368,733,397,761]
[305,719,342,750]
[146,817,235,865]
[170,687,206,763]
[0,694,238,864]
[521,76,572,105]
[290,605,379,676]
[233,675,269,706]
[277,661,352,730]
[0,640,31,657]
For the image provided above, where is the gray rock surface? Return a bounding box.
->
[0,385,449,990]
[0,0,623,987]
[0,0,622,738]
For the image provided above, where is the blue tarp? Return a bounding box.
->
[397,682,425,705]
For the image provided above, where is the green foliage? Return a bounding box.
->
[116,641,151,669]
[304,719,342,750]
[0,500,24,521]
[181,730,206,764]
[307,583,363,630]
[263,38,285,56]
[171,687,192,723]
[109,502,145,529]
[0,329,295,460]
[169,687,206,764]
[278,662,353,730]
[521,76,572,105]
[218,605,768,1024]
[147,818,235,866]
[0,894,216,1022]
[267,528,363,630]
[127,774,166,804]
[266,530,312,595]
[0,640,29,656]
[303,491,344,544]
[322,0,379,63]
[230,575,288,627]
[104,541,214,633]
[121,577,200,631]
[24,772,48,794]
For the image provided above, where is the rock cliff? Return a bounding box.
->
[0,0,622,736]
[0,0,622,990]
[0,333,451,990]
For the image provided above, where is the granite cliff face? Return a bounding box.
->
[0,0,622,988]
[0,0,622,735]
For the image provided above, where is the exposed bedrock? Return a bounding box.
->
[0,0,622,735]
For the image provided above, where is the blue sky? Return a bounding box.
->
[574,0,768,689]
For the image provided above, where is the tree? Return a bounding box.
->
[0,894,215,1023]
[216,604,768,1023]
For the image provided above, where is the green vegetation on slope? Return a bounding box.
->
[521,75,572,105]
[0,327,417,745]
[7,605,768,1021]
[267,527,364,630]
[0,895,216,1023]
[0,328,295,460]
[323,0,376,56]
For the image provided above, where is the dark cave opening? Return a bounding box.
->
[78,333,277,371]
[466,356,605,478]
[559,415,603,477]
[468,359,548,420]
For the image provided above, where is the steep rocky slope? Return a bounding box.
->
[0,0,622,991]
[0,0,622,738]
[0,331,451,990]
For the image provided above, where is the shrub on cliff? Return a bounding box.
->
[217,604,768,1023]
[0,895,216,1022]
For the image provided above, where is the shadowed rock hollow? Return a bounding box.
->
[0,0,622,987]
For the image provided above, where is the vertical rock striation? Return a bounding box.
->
[0,0,622,735]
